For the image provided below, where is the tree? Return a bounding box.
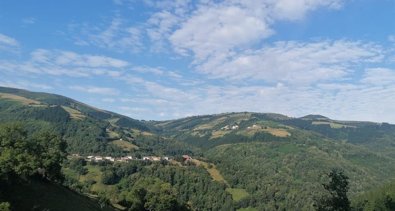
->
[0,202,10,211]
[316,168,351,211]
[0,123,66,181]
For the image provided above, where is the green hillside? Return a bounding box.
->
[0,86,193,157]
[1,87,395,210]
[206,142,395,210]
[150,112,395,210]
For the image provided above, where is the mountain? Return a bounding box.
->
[151,111,395,156]
[0,86,193,156]
[1,86,395,210]
[150,112,395,209]
[0,86,149,130]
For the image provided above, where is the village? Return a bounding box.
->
[69,154,192,163]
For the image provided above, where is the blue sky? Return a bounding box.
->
[0,0,395,122]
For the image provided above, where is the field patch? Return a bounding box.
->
[244,125,290,137]
[210,130,231,139]
[226,188,249,201]
[0,92,42,105]
[192,159,228,185]
[131,128,155,136]
[312,121,356,129]
[262,127,290,137]
[111,139,138,151]
[61,106,85,120]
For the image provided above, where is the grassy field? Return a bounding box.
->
[63,165,124,209]
[131,128,155,136]
[262,127,290,137]
[226,188,250,201]
[191,159,229,185]
[106,129,120,139]
[61,106,86,120]
[243,125,290,137]
[111,139,139,151]
[0,92,41,105]
[210,130,231,139]
[312,121,356,129]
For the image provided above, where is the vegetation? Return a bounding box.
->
[352,181,395,211]
[205,142,395,210]
[315,168,351,211]
[2,87,395,210]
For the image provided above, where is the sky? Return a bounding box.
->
[0,0,395,122]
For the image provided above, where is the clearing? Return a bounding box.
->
[191,159,228,185]
[62,106,86,120]
[0,92,42,105]
[243,125,290,137]
[111,139,139,151]
[312,121,356,129]
[226,188,250,201]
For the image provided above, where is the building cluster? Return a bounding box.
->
[246,124,261,130]
[221,124,239,130]
[70,154,172,163]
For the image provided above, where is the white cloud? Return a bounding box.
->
[102,98,116,103]
[388,35,395,43]
[268,0,343,20]
[51,50,129,68]
[198,40,383,84]
[74,18,143,52]
[0,49,128,77]
[0,33,19,47]
[361,68,395,86]
[170,4,273,60]
[0,80,52,90]
[147,11,182,51]
[0,33,19,52]
[124,76,395,122]
[131,66,183,79]
[22,17,36,24]
[149,0,345,61]
[69,85,120,95]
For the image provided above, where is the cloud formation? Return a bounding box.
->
[3,0,395,122]
[197,40,383,83]
[0,49,128,77]
[73,18,143,52]
[69,85,120,95]
[0,33,19,52]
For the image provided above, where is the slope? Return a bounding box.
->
[0,86,194,156]
[3,179,115,211]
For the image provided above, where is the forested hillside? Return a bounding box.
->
[1,87,395,210]
[0,86,193,157]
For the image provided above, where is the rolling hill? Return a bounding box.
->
[0,86,193,157]
[150,112,395,210]
[1,86,395,210]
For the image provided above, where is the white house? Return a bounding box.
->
[104,156,115,162]
[94,156,103,161]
